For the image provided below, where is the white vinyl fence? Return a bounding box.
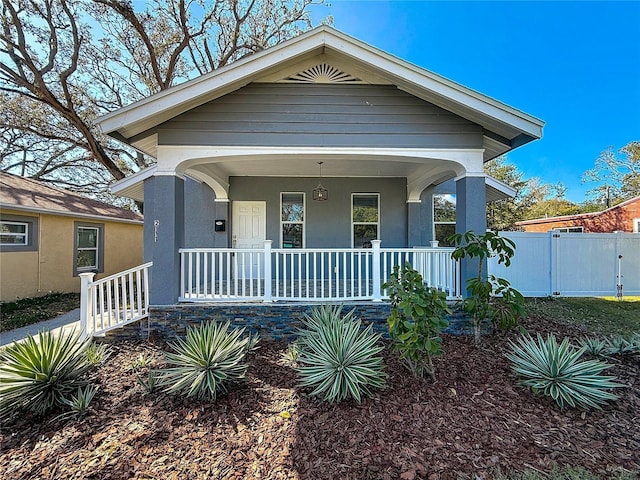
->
[489,232,640,297]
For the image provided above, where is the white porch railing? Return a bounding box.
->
[79,262,152,338]
[179,240,460,302]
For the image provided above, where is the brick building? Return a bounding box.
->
[516,195,640,233]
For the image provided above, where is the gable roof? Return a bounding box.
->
[516,195,640,226]
[0,172,143,224]
[96,26,544,162]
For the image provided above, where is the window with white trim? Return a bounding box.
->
[76,226,100,271]
[552,226,584,233]
[634,218,640,233]
[74,222,104,275]
[0,221,28,246]
[352,193,379,248]
[281,192,305,248]
[433,194,456,246]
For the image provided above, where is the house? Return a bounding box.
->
[517,196,640,233]
[95,26,543,331]
[0,172,143,302]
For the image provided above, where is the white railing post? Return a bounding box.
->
[371,240,382,302]
[79,272,95,340]
[263,240,273,302]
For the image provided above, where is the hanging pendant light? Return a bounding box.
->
[313,161,328,201]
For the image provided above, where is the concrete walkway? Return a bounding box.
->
[0,308,81,347]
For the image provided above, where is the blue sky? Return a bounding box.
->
[310,1,640,202]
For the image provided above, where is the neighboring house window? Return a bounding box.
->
[634,218,640,233]
[281,192,305,248]
[0,215,38,252]
[352,193,379,248]
[1,221,28,246]
[553,227,584,233]
[433,194,456,246]
[74,222,104,275]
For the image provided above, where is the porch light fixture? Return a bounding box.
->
[313,162,328,201]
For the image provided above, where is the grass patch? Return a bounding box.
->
[525,297,640,336]
[0,293,80,332]
[495,464,638,479]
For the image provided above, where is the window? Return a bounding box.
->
[634,218,640,233]
[1,221,28,246]
[281,193,304,248]
[433,194,456,246]
[552,226,584,233]
[74,222,104,275]
[0,215,38,252]
[352,194,379,248]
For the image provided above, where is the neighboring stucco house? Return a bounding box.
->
[517,196,640,233]
[0,172,143,302]
[96,26,543,307]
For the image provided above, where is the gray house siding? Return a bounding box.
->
[230,176,408,248]
[157,83,484,149]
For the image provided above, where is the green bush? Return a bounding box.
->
[154,320,259,401]
[506,333,622,409]
[295,305,386,404]
[383,263,450,381]
[450,231,525,343]
[0,330,93,420]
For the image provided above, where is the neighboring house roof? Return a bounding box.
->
[96,25,544,162]
[0,172,143,224]
[516,195,640,226]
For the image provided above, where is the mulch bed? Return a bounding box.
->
[1,316,638,480]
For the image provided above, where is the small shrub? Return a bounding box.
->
[577,336,611,357]
[506,333,622,410]
[0,330,92,420]
[606,334,640,356]
[450,231,525,343]
[59,385,99,420]
[296,305,386,404]
[280,343,300,367]
[383,263,450,381]
[137,371,158,394]
[129,353,152,371]
[85,342,112,367]
[154,320,259,401]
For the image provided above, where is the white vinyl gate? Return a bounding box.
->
[488,232,640,297]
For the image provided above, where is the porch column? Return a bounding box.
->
[455,175,486,295]
[144,175,185,305]
[407,200,422,247]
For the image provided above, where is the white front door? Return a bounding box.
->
[232,201,266,278]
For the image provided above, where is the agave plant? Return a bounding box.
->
[58,385,99,420]
[605,334,639,356]
[154,320,259,401]
[576,336,610,357]
[85,342,113,367]
[295,305,386,404]
[0,330,93,420]
[506,333,622,410]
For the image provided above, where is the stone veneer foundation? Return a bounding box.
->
[102,302,474,344]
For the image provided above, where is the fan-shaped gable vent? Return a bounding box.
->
[285,64,362,83]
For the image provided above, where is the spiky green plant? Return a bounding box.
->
[577,336,611,358]
[129,353,152,371]
[59,385,99,420]
[280,342,300,367]
[606,334,639,356]
[506,333,622,410]
[85,342,112,367]
[154,321,259,401]
[295,305,386,404]
[137,371,158,394]
[0,330,92,420]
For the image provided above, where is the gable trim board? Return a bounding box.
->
[96,26,543,162]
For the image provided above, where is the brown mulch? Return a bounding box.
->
[1,316,638,480]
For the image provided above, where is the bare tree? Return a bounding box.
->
[1,0,324,200]
[582,141,640,204]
